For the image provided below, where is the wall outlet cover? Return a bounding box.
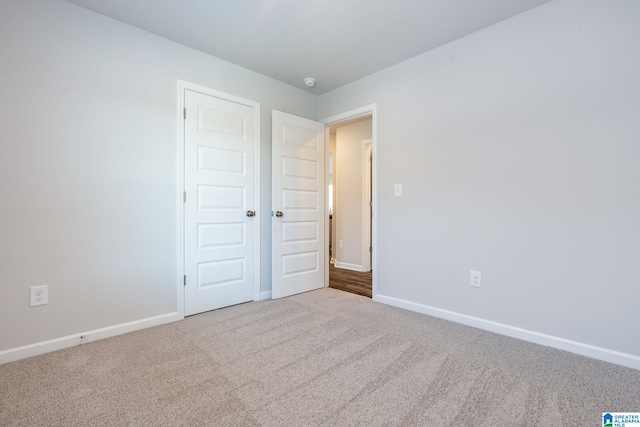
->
[470,271,481,288]
[30,285,48,307]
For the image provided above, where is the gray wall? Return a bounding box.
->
[318,0,640,357]
[0,0,316,352]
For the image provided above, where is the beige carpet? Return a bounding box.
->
[1,288,638,426]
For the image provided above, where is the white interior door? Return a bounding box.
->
[184,89,259,316]
[272,111,325,299]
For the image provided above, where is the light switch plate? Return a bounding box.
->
[394,183,403,197]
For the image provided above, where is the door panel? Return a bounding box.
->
[272,111,325,299]
[184,89,257,316]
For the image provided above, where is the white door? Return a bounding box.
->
[272,111,325,299]
[184,89,259,316]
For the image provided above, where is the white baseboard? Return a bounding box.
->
[258,290,272,301]
[335,262,364,272]
[376,294,640,371]
[0,312,182,365]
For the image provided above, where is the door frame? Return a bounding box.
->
[177,80,261,318]
[362,139,372,272]
[320,104,378,300]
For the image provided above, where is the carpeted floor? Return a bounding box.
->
[1,288,638,426]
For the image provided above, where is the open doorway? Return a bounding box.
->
[326,115,373,298]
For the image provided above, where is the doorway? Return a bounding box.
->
[323,106,376,299]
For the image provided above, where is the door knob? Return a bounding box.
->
[246,210,256,217]
[275,211,284,218]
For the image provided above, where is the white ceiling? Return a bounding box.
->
[65,0,551,94]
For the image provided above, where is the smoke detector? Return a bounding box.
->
[303,77,316,88]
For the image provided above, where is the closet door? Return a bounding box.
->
[184,89,259,315]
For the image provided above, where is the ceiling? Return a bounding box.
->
[65,0,551,94]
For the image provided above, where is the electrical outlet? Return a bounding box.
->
[470,271,481,288]
[30,285,48,307]
[339,240,344,248]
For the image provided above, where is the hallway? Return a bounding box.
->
[328,264,372,298]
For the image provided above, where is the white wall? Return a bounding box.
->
[0,0,316,355]
[335,119,372,270]
[318,0,640,360]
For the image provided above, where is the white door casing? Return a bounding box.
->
[362,140,372,272]
[272,111,325,299]
[183,88,259,316]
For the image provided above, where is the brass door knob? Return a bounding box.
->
[275,211,284,218]
[246,210,256,217]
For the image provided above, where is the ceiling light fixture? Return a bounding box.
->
[303,77,316,88]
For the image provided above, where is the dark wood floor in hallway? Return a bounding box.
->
[329,263,372,298]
